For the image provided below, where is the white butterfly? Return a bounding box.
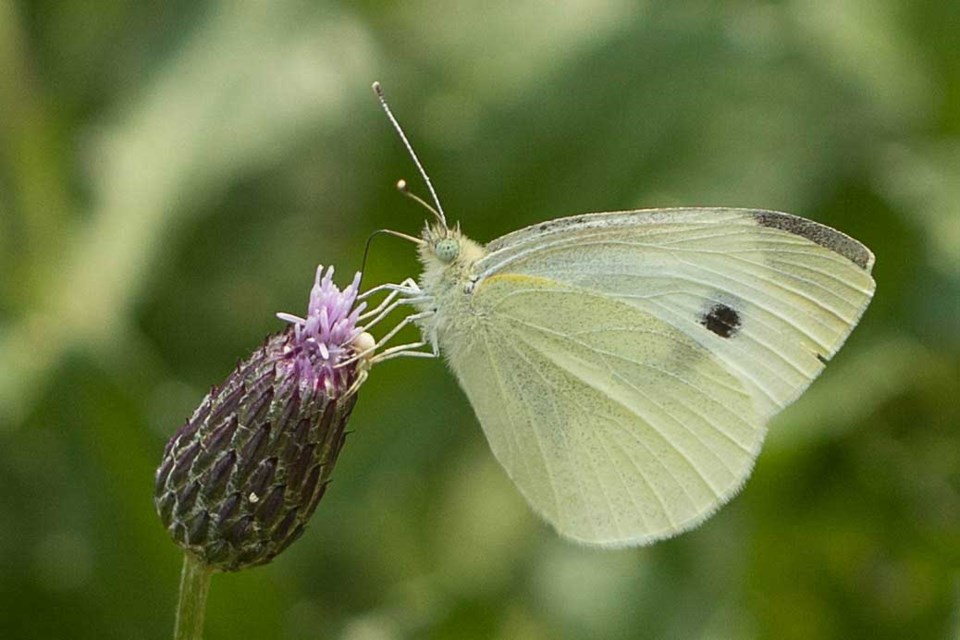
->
[353,83,876,547]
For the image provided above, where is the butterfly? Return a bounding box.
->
[356,83,875,547]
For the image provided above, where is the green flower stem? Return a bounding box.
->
[174,553,213,640]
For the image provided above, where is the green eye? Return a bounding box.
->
[434,238,460,263]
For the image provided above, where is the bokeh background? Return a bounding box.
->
[1,1,958,638]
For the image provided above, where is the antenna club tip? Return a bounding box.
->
[396,179,408,192]
[372,81,383,96]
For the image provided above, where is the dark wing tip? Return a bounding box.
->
[752,211,874,271]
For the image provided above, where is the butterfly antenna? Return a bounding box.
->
[395,179,445,224]
[372,81,448,228]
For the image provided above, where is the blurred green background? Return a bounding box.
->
[1,1,958,638]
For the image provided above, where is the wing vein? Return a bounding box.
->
[511,314,751,463]
[510,318,724,498]
[481,331,562,521]
[503,337,631,538]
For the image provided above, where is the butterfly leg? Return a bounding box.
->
[338,309,436,368]
[368,340,437,364]
[357,278,429,331]
[343,367,369,399]
[358,278,421,301]
[359,278,421,318]
[361,294,431,333]
[359,288,404,321]
[367,309,440,364]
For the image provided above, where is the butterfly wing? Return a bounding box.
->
[447,275,763,546]
[476,208,875,421]
[442,208,874,545]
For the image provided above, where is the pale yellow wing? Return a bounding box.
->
[476,208,875,421]
[446,275,764,546]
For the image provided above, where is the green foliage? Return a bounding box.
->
[1,1,958,638]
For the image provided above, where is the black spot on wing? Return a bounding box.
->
[815,353,829,365]
[752,211,873,271]
[701,303,741,338]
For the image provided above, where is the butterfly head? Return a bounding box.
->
[418,222,486,284]
[422,222,463,264]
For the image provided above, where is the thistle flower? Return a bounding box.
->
[155,266,368,572]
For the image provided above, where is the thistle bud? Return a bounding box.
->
[155,266,369,571]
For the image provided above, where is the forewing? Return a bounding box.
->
[447,275,764,546]
[477,208,875,420]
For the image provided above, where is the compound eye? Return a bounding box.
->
[434,238,461,263]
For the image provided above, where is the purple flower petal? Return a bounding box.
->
[276,265,365,394]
